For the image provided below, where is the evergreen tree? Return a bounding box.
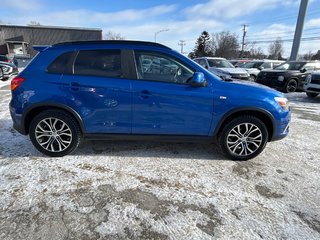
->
[188,31,214,58]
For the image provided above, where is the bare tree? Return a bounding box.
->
[212,31,239,59]
[246,42,266,59]
[104,31,125,40]
[303,51,314,60]
[268,38,284,60]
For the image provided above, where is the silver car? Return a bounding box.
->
[193,57,250,80]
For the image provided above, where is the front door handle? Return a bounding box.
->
[70,82,80,91]
[140,90,152,99]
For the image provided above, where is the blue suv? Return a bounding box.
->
[10,41,290,160]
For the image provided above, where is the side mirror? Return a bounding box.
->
[300,68,307,73]
[258,66,264,70]
[190,72,207,87]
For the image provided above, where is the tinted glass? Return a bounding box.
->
[261,62,272,68]
[207,59,234,68]
[74,50,122,78]
[199,59,207,68]
[135,51,194,84]
[240,61,263,68]
[47,52,73,74]
[274,62,305,70]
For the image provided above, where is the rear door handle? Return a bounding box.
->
[140,90,152,99]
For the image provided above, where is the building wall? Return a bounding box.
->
[0,25,102,56]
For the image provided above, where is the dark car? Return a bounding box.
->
[256,61,320,93]
[10,40,290,160]
[0,61,19,80]
[0,54,13,64]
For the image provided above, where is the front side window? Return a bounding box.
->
[135,51,194,84]
[261,62,272,69]
[74,50,122,78]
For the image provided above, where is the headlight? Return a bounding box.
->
[278,76,284,82]
[305,74,311,84]
[275,97,289,110]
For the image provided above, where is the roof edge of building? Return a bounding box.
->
[0,24,102,32]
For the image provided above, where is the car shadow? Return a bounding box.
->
[0,118,228,161]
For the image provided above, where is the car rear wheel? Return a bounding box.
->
[284,79,298,93]
[306,92,319,98]
[29,110,81,157]
[218,116,268,160]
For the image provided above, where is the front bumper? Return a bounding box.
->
[271,108,291,141]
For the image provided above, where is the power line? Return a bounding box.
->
[247,36,320,44]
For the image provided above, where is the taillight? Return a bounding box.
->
[11,76,25,91]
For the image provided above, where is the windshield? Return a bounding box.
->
[239,61,263,68]
[274,62,305,70]
[207,59,234,68]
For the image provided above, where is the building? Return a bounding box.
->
[0,24,102,57]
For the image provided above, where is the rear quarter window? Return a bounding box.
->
[74,50,122,78]
[47,52,74,74]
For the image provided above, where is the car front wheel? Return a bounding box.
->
[219,116,268,160]
[29,110,81,157]
[306,92,319,98]
[284,79,298,93]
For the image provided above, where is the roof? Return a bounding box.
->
[53,40,171,49]
[194,57,226,60]
[0,24,102,32]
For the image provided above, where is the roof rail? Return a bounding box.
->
[53,40,171,49]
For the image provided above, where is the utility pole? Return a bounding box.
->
[178,40,186,54]
[240,24,248,59]
[289,0,309,61]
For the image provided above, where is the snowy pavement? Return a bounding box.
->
[0,82,319,239]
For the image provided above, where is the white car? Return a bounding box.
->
[193,57,250,80]
[238,60,284,81]
[304,71,320,98]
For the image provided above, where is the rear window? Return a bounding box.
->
[47,52,74,74]
[74,50,122,78]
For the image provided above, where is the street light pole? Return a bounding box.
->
[154,29,169,42]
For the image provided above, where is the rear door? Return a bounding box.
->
[59,49,132,134]
[131,50,213,135]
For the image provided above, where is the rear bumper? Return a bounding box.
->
[9,101,27,135]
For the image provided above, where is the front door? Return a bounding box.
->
[132,51,213,135]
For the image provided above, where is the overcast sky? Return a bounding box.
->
[1,0,319,57]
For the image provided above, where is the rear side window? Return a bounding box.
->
[47,52,74,74]
[74,50,122,78]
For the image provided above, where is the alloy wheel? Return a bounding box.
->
[226,123,262,157]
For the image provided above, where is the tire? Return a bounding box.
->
[29,110,81,157]
[249,75,256,82]
[218,116,268,160]
[306,92,319,98]
[284,79,298,93]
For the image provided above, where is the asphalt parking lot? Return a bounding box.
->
[0,81,319,239]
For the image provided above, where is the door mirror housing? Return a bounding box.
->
[190,72,207,87]
[300,68,307,73]
[258,66,264,70]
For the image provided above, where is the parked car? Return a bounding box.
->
[304,71,320,98]
[256,61,320,93]
[239,60,284,81]
[13,55,32,68]
[10,40,290,160]
[0,54,14,64]
[0,66,4,81]
[0,61,19,80]
[193,57,250,80]
[229,59,251,67]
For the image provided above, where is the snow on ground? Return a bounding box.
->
[0,88,319,239]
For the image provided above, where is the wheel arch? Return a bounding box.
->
[214,108,275,141]
[22,103,85,135]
